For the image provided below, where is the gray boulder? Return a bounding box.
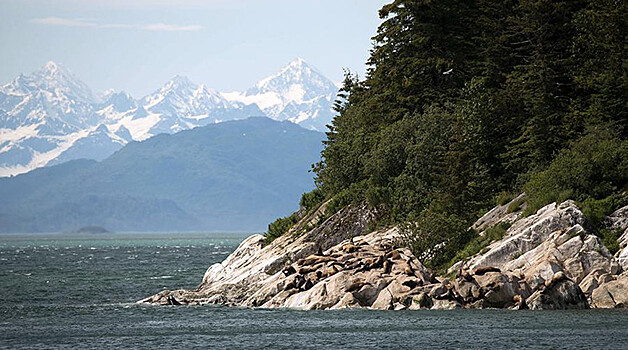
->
[526,272,589,310]
[590,273,628,308]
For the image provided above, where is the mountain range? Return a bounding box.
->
[0,59,337,176]
[0,117,324,233]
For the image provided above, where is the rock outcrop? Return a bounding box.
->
[140,222,439,310]
[471,193,526,233]
[590,272,628,308]
[526,271,589,310]
[140,197,628,310]
[444,198,625,309]
[606,205,628,270]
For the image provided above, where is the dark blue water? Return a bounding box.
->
[1,233,627,349]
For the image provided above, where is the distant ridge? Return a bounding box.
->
[0,117,324,233]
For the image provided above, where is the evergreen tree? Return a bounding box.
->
[277,0,628,266]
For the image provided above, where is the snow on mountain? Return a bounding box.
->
[46,124,128,167]
[0,61,126,176]
[99,75,265,141]
[136,75,263,137]
[222,58,338,131]
[101,90,136,113]
[0,63,267,176]
[0,59,336,177]
[0,122,125,177]
[0,61,99,133]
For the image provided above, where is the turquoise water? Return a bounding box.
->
[1,233,627,349]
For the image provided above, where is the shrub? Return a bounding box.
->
[400,208,475,270]
[496,192,515,206]
[265,213,299,244]
[524,128,628,216]
[523,189,574,217]
[365,186,391,208]
[323,182,367,218]
[299,188,325,213]
[506,196,525,214]
[580,194,628,229]
[598,229,621,255]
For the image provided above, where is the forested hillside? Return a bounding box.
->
[268,0,628,270]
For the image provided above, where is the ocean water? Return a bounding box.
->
[1,233,627,349]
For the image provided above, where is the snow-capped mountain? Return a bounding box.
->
[0,59,337,176]
[0,63,264,176]
[96,75,265,141]
[222,58,338,131]
[122,75,262,140]
[0,61,98,134]
[0,62,126,176]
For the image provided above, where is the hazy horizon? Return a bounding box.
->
[0,0,386,97]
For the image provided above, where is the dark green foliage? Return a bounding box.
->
[497,192,516,206]
[507,196,525,214]
[503,0,587,170]
[287,0,628,267]
[598,229,621,255]
[580,195,628,230]
[571,0,628,138]
[524,128,628,216]
[299,188,325,214]
[323,183,367,219]
[366,0,481,120]
[400,209,475,269]
[265,213,299,245]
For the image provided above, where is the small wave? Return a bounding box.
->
[65,302,138,309]
[150,275,174,279]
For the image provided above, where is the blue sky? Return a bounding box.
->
[0,0,386,97]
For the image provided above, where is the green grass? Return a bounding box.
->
[496,192,516,206]
[506,196,525,214]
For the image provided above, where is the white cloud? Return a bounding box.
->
[30,17,97,27]
[29,17,203,32]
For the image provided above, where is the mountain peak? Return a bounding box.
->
[1,60,97,114]
[218,59,338,131]
[165,75,194,89]
[103,90,136,112]
[30,61,90,93]
[255,59,321,91]
[279,58,317,76]
[251,58,336,96]
[43,61,60,72]
[288,57,307,68]
[40,61,73,79]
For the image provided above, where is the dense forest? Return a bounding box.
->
[268,0,628,271]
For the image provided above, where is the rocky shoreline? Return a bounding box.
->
[139,196,628,310]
